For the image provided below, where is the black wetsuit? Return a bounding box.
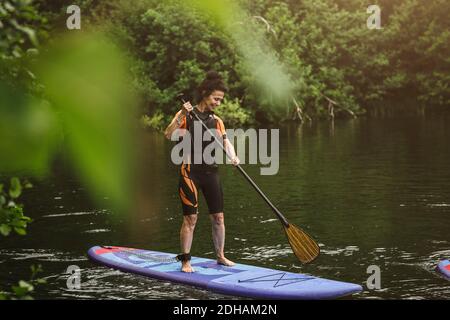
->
[171,107,227,215]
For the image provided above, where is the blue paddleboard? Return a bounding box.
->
[437,260,450,279]
[88,246,362,299]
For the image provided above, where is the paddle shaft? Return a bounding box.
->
[234,164,290,227]
[181,99,290,227]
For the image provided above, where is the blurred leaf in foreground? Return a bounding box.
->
[0,83,59,176]
[185,0,293,105]
[34,32,138,213]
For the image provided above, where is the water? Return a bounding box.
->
[1,115,450,299]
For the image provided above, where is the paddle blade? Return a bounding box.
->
[284,223,320,264]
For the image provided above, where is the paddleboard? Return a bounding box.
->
[437,260,450,279]
[88,246,362,299]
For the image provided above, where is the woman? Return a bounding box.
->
[164,71,240,273]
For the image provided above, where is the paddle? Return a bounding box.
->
[178,96,320,264]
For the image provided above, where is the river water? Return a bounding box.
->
[1,115,450,299]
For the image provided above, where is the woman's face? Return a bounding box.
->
[204,90,225,110]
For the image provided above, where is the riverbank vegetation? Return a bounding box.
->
[2,0,448,129]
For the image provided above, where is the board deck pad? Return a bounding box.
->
[437,260,450,279]
[88,246,363,299]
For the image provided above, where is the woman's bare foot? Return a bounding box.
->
[217,256,235,267]
[181,261,195,273]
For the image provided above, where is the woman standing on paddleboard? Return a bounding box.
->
[164,71,240,273]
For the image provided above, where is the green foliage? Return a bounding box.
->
[0,0,138,301]
[1,1,140,214]
[0,264,46,300]
[61,0,447,125]
[188,0,294,107]
[0,176,40,302]
[126,1,240,115]
[140,110,170,131]
[33,33,138,212]
[0,83,60,175]
[0,0,49,90]
[67,0,288,123]
[214,98,255,127]
[0,178,33,237]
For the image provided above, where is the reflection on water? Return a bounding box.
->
[42,212,100,218]
[1,116,450,299]
[240,244,292,262]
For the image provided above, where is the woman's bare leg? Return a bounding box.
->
[180,214,197,272]
[210,212,235,266]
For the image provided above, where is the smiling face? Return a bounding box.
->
[203,90,225,111]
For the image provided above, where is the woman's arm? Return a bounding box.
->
[164,111,185,139]
[223,138,240,166]
[164,102,193,139]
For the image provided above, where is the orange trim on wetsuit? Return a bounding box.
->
[178,162,224,215]
[173,109,226,215]
[213,115,227,139]
[179,164,198,210]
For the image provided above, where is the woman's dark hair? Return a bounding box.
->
[195,71,228,103]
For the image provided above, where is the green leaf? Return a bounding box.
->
[0,224,12,236]
[22,216,32,223]
[12,286,28,297]
[35,33,138,213]
[26,48,39,57]
[19,281,33,291]
[14,227,27,236]
[23,181,33,189]
[4,2,15,12]
[9,177,22,199]
[16,26,39,47]
[31,264,43,275]
[11,219,26,228]
[8,200,16,207]
[12,281,34,297]
[0,84,60,176]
